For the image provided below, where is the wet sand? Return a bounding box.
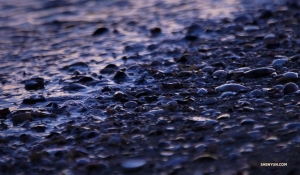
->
[1,0,300,174]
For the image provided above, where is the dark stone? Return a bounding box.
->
[0,108,10,119]
[150,27,161,36]
[92,27,109,36]
[22,95,46,104]
[25,77,45,90]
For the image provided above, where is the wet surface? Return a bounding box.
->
[1,0,300,174]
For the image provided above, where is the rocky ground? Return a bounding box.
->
[1,0,300,174]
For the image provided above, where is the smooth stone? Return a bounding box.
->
[220,91,237,98]
[272,58,288,68]
[25,77,45,90]
[12,113,33,125]
[197,88,208,96]
[284,122,300,130]
[31,124,47,132]
[108,136,121,146]
[0,108,10,119]
[244,25,259,32]
[215,84,250,92]
[124,101,138,108]
[62,83,87,91]
[283,82,299,94]
[92,27,109,36]
[100,64,118,74]
[212,70,228,79]
[248,89,263,98]
[283,72,298,79]
[113,71,128,80]
[202,97,218,105]
[240,119,256,125]
[122,158,147,170]
[244,67,275,78]
[217,113,230,120]
[163,157,187,168]
[22,95,46,104]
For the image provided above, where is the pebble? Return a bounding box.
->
[215,83,250,92]
[248,89,263,98]
[240,119,256,125]
[217,113,230,120]
[212,70,228,78]
[124,101,138,108]
[113,91,127,100]
[283,82,299,94]
[163,157,187,168]
[100,64,118,74]
[31,124,46,132]
[12,113,33,125]
[92,27,109,36]
[244,67,275,78]
[25,77,45,90]
[108,136,121,146]
[22,95,46,104]
[0,108,10,119]
[164,100,178,111]
[193,153,217,162]
[202,97,218,105]
[121,158,147,170]
[113,70,128,80]
[197,88,208,96]
[272,58,288,68]
[62,83,87,91]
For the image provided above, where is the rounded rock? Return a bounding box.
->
[215,83,250,92]
[124,101,138,108]
[12,113,33,125]
[283,82,299,94]
[121,158,147,170]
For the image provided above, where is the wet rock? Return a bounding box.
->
[62,83,87,91]
[92,27,109,36]
[164,100,178,111]
[0,108,10,119]
[278,72,299,83]
[234,14,253,24]
[244,67,275,78]
[124,101,138,108]
[31,124,47,132]
[62,62,89,71]
[163,157,188,168]
[100,64,118,74]
[248,89,263,98]
[22,95,46,104]
[259,9,273,19]
[217,113,230,120]
[197,88,208,96]
[108,136,121,146]
[193,154,217,162]
[150,27,161,36]
[283,82,299,94]
[272,58,288,68]
[284,122,300,130]
[289,54,300,61]
[212,70,228,79]
[121,158,147,170]
[25,77,45,90]
[202,97,218,105]
[220,91,237,98]
[215,83,250,92]
[12,113,32,125]
[113,70,128,81]
[113,91,127,101]
[240,119,256,125]
[244,25,259,32]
